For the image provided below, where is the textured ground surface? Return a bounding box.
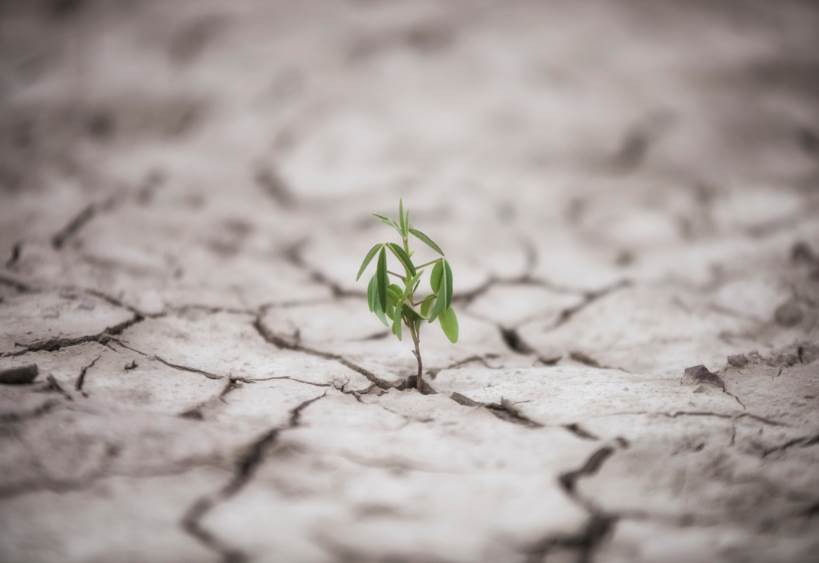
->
[2,1,819,562]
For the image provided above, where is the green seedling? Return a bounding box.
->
[356,199,458,390]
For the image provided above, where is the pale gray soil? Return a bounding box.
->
[1,1,819,562]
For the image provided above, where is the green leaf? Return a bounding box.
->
[373,213,400,232]
[438,306,459,343]
[367,275,377,312]
[430,259,443,292]
[428,260,450,322]
[388,283,403,303]
[387,243,416,278]
[376,247,388,312]
[409,228,444,255]
[374,300,389,326]
[399,199,408,238]
[420,294,435,318]
[443,260,453,310]
[391,307,403,340]
[356,243,382,281]
[387,284,402,315]
[428,296,442,322]
[369,275,389,326]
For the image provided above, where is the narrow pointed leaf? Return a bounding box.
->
[386,243,416,277]
[370,276,389,326]
[430,259,443,292]
[386,285,399,318]
[388,284,403,303]
[373,213,400,232]
[409,228,444,255]
[398,199,408,238]
[392,308,403,340]
[420,294,435,318]
[439,306,459,343]
[443,260,453,310]
[367,276,377,312]
[428,295,443,322]
[428,261,450,322]
[356,243,382,281]
[376,247,388,312]
[374,298,389,327]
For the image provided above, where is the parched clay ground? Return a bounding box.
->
[1,1,819,562]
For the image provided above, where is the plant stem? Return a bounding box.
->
[409,323,423,391]
[388,270,404,280]
[415,258,440,270]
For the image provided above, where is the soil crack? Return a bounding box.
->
[180,393,327,563]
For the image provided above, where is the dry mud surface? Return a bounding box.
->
[2,1,819,562]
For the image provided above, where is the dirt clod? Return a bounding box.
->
[681,365,725,391]
[774,299,803,327]
[0,364,39,385]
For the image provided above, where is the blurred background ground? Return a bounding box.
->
[1,1,819,562]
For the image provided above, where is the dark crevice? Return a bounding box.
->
[50,189,130,251]
[181,393,326,563]
[525,514,616,563]
[569,351,602,368]
[265,375,333,388]
[51,204,97,249]
[500,326,534,354]
[609,112,672,173]
[5,240,22,268]
[80,287,146,317]
[449,392,542,428]
[606,410,789,427]
[40,374,74,401]
[333,380,381,402]
[74,354,102,393]
[2,314,144,358]
[559,447,615,498]
[498,326,561,365]
[525,446,618,563]
[448,391,609,444]
[353,329,390,341]
[254,164,297,208]
[0,399,60,423]
[569,350,631,373]
[111,339,224,380]
[426,354,498,379]
[562,423,600,441]
[0,273,32,293]
[252,310,393,390]
[0,457,223,501]
[180,377,251,420]
[547,280,631,332]
[762,432,819,458]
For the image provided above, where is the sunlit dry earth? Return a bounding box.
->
[1,1,819,562]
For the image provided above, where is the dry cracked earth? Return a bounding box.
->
[2,1,819,562]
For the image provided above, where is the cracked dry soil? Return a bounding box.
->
[2,1,819,562]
